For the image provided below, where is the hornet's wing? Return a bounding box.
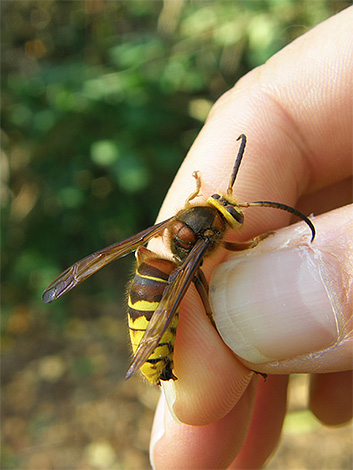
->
[125,238,212,380]
[42,217,174,303]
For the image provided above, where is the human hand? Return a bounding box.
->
[149,7,352,469]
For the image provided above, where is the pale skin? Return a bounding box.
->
[148,7,353,470]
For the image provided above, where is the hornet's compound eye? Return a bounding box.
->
[225,204,244,224]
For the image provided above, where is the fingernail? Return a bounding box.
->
[161,379,182,424]
[149,394,165,470]
[209,247,338,363]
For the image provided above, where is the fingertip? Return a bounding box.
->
[161,379,182,424]
[150,393,166,470]
[210,206,353,375]
[167,288,253,425]
[151,376,259,470]
[309,371,353,425]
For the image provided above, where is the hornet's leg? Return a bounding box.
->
[186,171,202,204]
[193,268,215,327]
[223,231,275,252]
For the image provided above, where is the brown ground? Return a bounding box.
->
[2,306,352,470]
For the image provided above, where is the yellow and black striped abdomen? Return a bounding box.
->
[127,247,178,385]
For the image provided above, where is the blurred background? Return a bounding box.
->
[1,1,352,469]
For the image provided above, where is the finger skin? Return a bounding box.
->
[309,371,353,425]
[153,6,352,235]
[151,378,258,470]
[212,204,353,375]
[296,176,353,217]
[230,375,289,469]
[150,8,353,470]
[151,376,289,470]
[147,7,353,427]
[168,288,253,425]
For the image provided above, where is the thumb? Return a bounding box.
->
[209,204,353,374]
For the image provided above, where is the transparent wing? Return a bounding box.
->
[42,217,174,303]
[125,238,212,380]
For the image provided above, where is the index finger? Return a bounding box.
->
[148,6,353,425]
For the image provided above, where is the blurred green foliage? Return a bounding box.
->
[1,0,348,321]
